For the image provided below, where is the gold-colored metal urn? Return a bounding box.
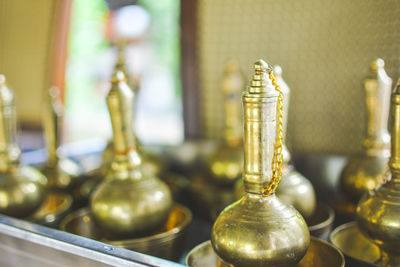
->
[0,75,47,217]
[90,70,172,237]
[207,60,245,185]
[98,43,164,179]
[40,87,82,192]
[356,77,400,266]
[339,59,391,204]
[234,65,316,218]
[211,60,309,267]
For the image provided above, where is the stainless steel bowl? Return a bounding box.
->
[28,191,73,228]
[330,221,380,267]
[60,204,192,261]
[186,237,345,267]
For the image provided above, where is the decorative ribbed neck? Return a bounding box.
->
[243,60,278,194]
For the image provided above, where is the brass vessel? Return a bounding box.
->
[90,70,172,237]
[211,60,309,267]
[234,65,316,219]
[186,238,345,267]
[60,204,192,261]
[356,77,400,266]
[98,43,164,179]
[207,60,245,185]
[339,59,391,205]
[40,87,82,192]
[0,74,47,217]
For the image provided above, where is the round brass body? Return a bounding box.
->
[207,145,243,185]
[356,179,400,266]
[90,174,172,237]
[234,166,316,219]
[330,222,380,267]
[28,191,72,227]
[40,158,82,191]
[211,194,309,267]
[0,166,47,218]
[186,238,344,267]
[60,204,192,261]
[339,154,388,204]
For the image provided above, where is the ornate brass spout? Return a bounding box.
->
[0,75,47,217]
[211,60,309,267]
[356,77,400,266]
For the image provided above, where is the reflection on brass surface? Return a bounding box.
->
[28,191,72,227]
[60,204,192,261]
[356,78,400,266]
[330,222,380,267]
[207,60,244,185]
[90,70,172,237]
[0,75,47,217]
[186,238,344,267]
[41,87,83,191]
[211,61,309,267]
[340,59,391,204]
[233,65,316,219]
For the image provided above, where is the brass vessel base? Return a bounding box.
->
[27,191,73,228]
[330,221,380,267]
[186,238,345,267]
[60,204,192,261]
[307,203,335,240]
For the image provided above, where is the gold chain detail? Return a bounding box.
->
[262,71,284,197]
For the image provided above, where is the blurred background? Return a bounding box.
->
[0,0,400,155]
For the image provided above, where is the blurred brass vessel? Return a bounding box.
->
[0,75,47,218]
[186,238,345,267]
[339,59,391,206]
[330,222,380,267]
[60,204,191,261]
[356,78,400,266]
[40,87,83,194]
[28,191,72,228]
[90,70,172,237]
[211,60,309,267]
[234,65,316,219]
[207,60,244,185]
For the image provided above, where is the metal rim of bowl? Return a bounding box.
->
[329,221,380,267]
[60,203,192,244]
[185,237,345,267]
[308,203,335,232]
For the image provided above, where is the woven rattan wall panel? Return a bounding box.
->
[197,0,400,154]
[0,0,56,124]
